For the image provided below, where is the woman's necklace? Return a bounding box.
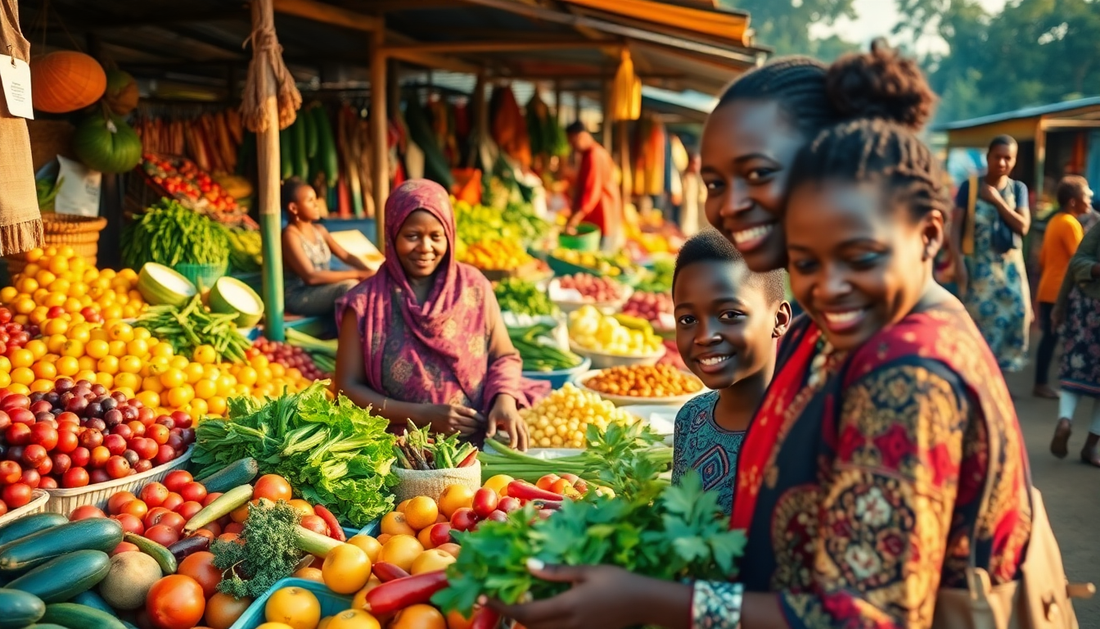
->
[807,335,837,389]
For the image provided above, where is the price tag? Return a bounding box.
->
[0,54,33,119]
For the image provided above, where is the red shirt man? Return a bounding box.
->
[565,122,623,249]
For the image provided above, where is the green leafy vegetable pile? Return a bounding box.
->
[212,501,303,598]
[192,381,398,526]
[493,278,558,317]
[434,470,745,616]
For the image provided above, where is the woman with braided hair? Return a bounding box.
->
[490,46,1032,629]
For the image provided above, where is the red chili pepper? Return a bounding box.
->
[371,561,411,582]
[366,570,449,615]
[313,505,345,542]
[470,607,501,629]
[506,480,562,502]
[458,449,479,468]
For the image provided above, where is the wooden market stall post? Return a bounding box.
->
[371,24,388,253]
[242,0,302,342]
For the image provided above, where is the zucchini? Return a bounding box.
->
[0,587,45,628]
[24,625,69,629]
[0,518,122,575]
[40,603,126,629]
[195,457,259,493]
[183,484,252,536]
[303,104,318,158]
[6,550,111,603]
[0,513,67,547]
[123,533,176,575]
[314,106,338,185]
[71,589,114,615]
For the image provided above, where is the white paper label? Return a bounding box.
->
[0,55,33,119]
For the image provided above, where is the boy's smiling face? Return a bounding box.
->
[673,260,785,391]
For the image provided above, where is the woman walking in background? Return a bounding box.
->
[950,135,1032,375]
[1051,187,1100,467]
[1034,176,1092,398]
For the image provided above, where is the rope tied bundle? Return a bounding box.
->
[240,17,301,133]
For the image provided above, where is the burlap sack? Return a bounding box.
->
[0,0,42,256]
[392,460,482,504]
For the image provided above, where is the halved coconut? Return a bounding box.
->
[137,263,197,307]
[209,277,264,328]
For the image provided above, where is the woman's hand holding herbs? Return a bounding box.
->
[487,395,529,451]
[421,404,483,436]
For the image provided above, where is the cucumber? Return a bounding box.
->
[195,457,259,493]
[71,589,114,615]
[0,519,122,575]
[183,484,252,536]
[6,550,111,603]
[279,127,293,180]
[40,603,126,629]
[123,533,176,575]
[314,106,338,185]
[24,624,69,628]
[0,587,45,628]
[303,105,318,158]
[0,513,67,547]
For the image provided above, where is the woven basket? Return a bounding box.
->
[392,461,482,504]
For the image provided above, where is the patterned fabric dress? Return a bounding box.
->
[959,182,1031,372]
[1057,219,1100,398]
[691,300,1032,629]
[671,391,745,515]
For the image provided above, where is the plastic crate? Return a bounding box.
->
[229,577,353,629]
[43,446,193,515]
[0,489,49,527]
[341,518,381,540]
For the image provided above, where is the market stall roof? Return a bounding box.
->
[937,96,1100,147]
[20,0,764,98]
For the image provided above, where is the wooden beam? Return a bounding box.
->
[457,0,759,65]
[371,26,390,250]
[22,8,247,32]
[382,46,481,74]
[273,0,382,32]
[382,39,611,54]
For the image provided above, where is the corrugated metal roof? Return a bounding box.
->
[937,96,1100,131]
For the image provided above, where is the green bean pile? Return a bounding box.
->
[123,198,230,269]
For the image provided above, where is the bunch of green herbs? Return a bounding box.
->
[433,469,745,616]
[193,381,397,526]
[211,500,303,599]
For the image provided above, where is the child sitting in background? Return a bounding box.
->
[670,230,791,514]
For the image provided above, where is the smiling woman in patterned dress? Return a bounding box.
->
[333,179,547,451]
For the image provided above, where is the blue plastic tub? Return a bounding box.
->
[523,357,592,389]
[229,577,352,629]
[341,518,381,540]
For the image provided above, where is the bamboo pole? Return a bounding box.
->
[601,82,613,149]
[250,0,285,341]
[371,25,389,252]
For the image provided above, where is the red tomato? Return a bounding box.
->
[141,482,169,508]
[1,483,31,509]
[69,446,90,468]
[144,506,171,529]
[299,514,329,536]
[89,469,110,485]
[70,504,106,520]
[144,524,180,547]
[108,491,138,515]
[154,445,176,466]
[37,476,57,489]
[175,500,203,522]
[30,423,58,451]
[132,438,158,461]
[163,470,192,493]
[177,551,221,599]
[55,429,78,454]
[179,482,206,504]
[252,474,292,503]
[0,460,21,484]
[161,492,184,512]
[536,474,560,491]
[6,423,30,446]
[19,469,39,489]
[89,445,110,469]
[126,420,146,437]
[146,574,205,629]
[105,456,131,479]
[35,457,52,477]
[102,434,127,456]
[472,488,499,519]
[156,511,186,535]
[119,499,149,519]
[147,424,170,446]
[112,513,145,535]
[62,467,89,488]
[450,507,479,533]
[202,492,222,507]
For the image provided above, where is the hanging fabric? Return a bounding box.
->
[0,0,42,255]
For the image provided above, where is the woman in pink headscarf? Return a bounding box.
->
[335,179,544,450]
